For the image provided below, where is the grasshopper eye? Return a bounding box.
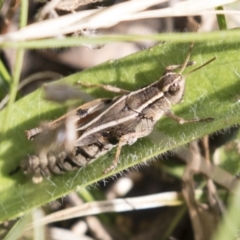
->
[169,82,179,92]
[165,76,185,104]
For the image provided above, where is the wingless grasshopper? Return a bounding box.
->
[19,43,215,183]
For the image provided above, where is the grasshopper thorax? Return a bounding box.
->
[158,72,185,105]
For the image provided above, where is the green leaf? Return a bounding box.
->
[212,184,240,240]
[1,30,240,49]
[0,39,240,222]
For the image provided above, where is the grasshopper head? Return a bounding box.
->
[159,72,185,104]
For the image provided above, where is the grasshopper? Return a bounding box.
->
[19,43,215,183]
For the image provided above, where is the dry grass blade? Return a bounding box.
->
[26,191,185,228]
[177,144,238,191]
[0,0,237,42]
[181,141,219,240]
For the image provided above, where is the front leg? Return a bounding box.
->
[164,110,214,124]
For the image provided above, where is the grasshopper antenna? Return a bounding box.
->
[186,57,216,76]
[178,41,216,76]
[179,42,195,75]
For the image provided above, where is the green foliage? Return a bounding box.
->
[0,39,240,223]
